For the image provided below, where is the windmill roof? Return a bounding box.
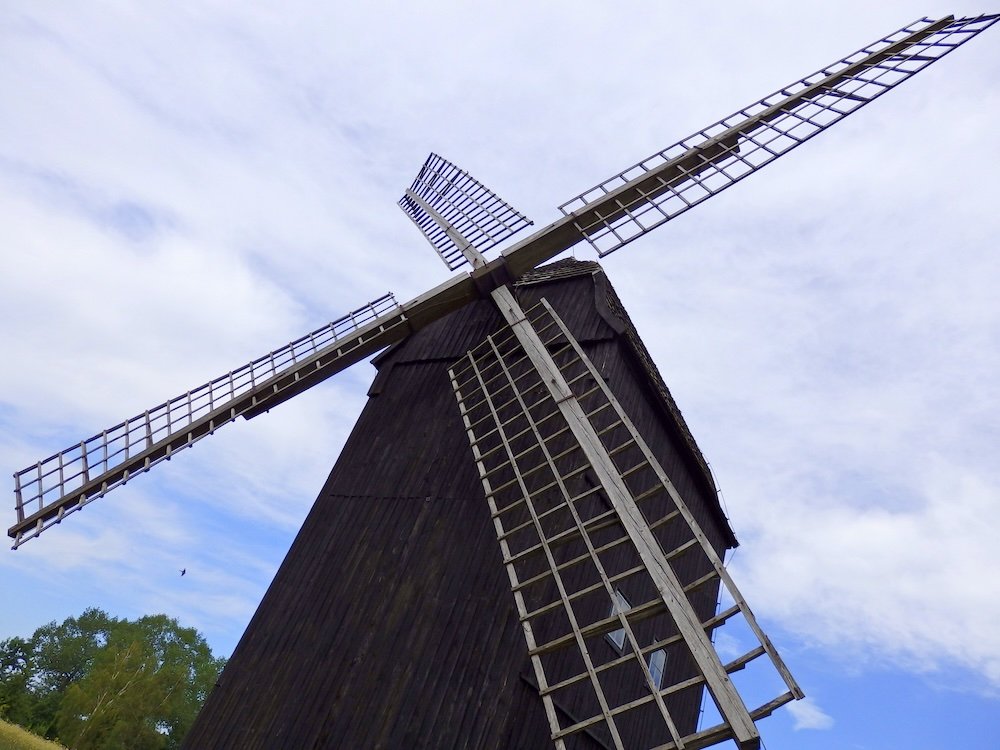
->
[370,257,736,548]
[517,259,735,547]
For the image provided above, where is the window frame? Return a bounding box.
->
[647,648,667,690]
[606,589,630,653]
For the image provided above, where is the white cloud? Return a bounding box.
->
[732,460,1000,687]
[787,696,835,731]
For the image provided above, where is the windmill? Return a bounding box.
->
[9,13,998,750]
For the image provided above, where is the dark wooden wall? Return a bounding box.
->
[182,262,736,749]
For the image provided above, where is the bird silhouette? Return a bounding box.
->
[180,568,186,576]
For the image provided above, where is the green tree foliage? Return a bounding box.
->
[0,636,34,725]
[0,609,224,750]
[20,608,118,738]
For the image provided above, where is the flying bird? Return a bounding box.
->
[180,568,186,577]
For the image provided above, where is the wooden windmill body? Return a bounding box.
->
[182,261,738,748]
[9,15,998,750]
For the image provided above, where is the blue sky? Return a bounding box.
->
[1,2,999,748]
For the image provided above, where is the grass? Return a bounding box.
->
[0,720,66,750]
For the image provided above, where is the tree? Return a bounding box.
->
[56,615,224,750]
[0,608,118,736]
[0,609,224,749]
[31,608,118,694]
[0,636,33,725]
[57,638,164,750]
[27,608,120,737]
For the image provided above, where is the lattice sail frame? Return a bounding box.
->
[10,294,404,548]
[558,14,1000,257]
[399,152,533,270]
[450,296,801,750]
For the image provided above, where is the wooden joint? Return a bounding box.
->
[472,256,515,297]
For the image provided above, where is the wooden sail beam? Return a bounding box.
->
[8,276,481,546]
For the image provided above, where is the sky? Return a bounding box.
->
[1,2,998,748]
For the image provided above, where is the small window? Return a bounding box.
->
[648,648,667,690]
[606,590,630,652]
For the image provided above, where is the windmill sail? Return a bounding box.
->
[9,294,405,547]
[495,14,999,271]
[399,152,533,270]
[450,296,801,749]
[557,14,999,256]
[9,250,504,549]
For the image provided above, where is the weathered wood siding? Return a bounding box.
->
[183,263,735,749]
